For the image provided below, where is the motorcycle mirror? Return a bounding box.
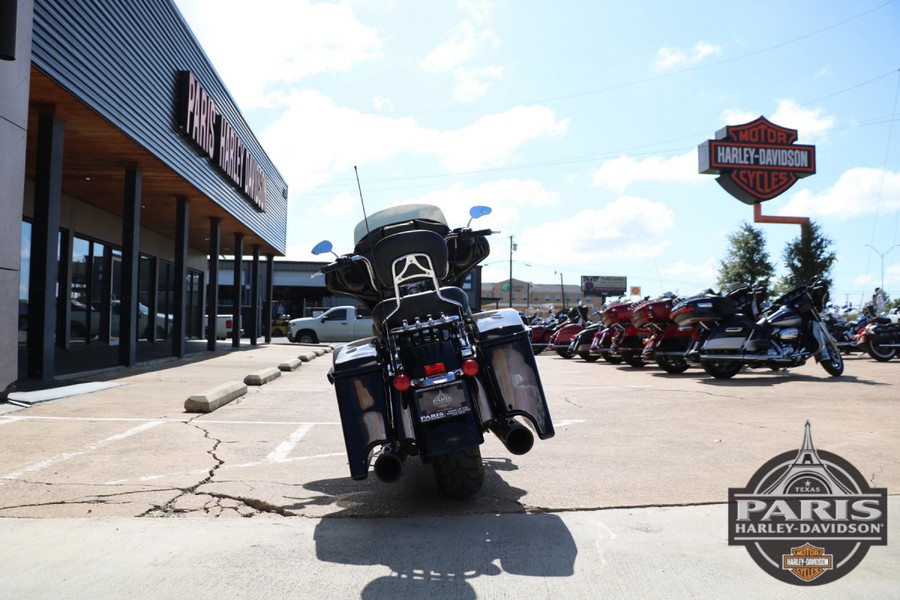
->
[311,240,337,257]
[466,205,492,227]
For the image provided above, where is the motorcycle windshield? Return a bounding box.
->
[353,204,448,247]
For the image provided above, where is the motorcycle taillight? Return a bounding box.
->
[424,363,446,376]
[393,374,411,392]
[462,359,479,377]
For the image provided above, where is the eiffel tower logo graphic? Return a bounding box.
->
[761,421,856,497]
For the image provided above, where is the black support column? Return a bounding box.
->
[118,167,141,367]
[57,228,72,349]
[250,245,260,346]
[232,233,243,348]
[172,197,189,357]
[264,254,274,344]
[206,218,220,351]
[28,113,64,380]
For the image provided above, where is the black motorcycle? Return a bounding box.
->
[859,308,900,362]
[312,204,554,498]
[671,282,767,372]
[695,278,843,379]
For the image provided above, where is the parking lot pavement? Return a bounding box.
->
[0,345,897,597]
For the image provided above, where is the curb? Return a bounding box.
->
[184,381,247,413]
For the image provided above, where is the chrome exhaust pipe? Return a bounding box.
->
[490,419,535,456]
[372,446,405,483]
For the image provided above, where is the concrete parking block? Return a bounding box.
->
[297,351,318,362]
[278,358,302,372]
[243,367,282,386]
[184,381,247,413]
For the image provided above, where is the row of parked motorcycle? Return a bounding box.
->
[529,278,900,379]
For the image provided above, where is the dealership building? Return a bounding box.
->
[0,0,289,395]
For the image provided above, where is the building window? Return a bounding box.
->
[18,220,31,345]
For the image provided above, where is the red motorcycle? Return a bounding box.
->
[546,308,586,359]
[528,316,557,354]
[631,294,693,374]
[593,300,648,367]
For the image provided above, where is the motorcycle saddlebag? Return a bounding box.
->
[329,337,391,480]
[701,317,757,352]
[672,296,735,326]
[473,309,554,439]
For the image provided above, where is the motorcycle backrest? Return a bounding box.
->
[372,229,449,290]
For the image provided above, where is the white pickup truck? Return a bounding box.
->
[205,314,242,340]
[288,306,374,343]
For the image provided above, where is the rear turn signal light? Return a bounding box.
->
[461,359,479,377]
[393,374,411,392]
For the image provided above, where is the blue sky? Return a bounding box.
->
[174,0,900,306]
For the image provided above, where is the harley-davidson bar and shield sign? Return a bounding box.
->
[698,116,816,205]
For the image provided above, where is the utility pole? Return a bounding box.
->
[508,236,515,308]
[555,271,565,310]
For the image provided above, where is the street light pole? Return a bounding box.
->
[865,244,899,291]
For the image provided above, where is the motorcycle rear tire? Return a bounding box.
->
[578,351,600,362]
[701,360,742,379]
[866,340,896,362]
[556,349,574,359]
[532,344,545,354]
[603,354,623,365]
[656,356,689,374]
[432,446,484,499]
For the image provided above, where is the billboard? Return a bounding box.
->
[581,275,627,296]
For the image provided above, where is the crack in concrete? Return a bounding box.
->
[139,419,288,518]
[1,487,181,513]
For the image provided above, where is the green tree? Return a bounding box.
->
[716,222,774,290]
[775,220,837,293]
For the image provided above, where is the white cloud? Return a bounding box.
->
[776,167,900,218]
[319,191,358,217]
[433,106,568,171]
[591,150,704,191]
[174,0,381,109]
[420,2,502,101]
[261,92,568,195]
[720,100,836,143]
[515,196,675,269]
[771,99,836,142]
[654,41,721,72]
[394,179,560,229]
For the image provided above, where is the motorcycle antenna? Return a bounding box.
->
[355,166,384,299]
[354,166,372,241]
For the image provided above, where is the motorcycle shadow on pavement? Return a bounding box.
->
[687,371,882,387]
[302,458,577,598]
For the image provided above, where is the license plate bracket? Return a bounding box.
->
[415,381,471,423]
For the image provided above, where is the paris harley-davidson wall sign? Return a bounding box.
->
[698,116,816,205]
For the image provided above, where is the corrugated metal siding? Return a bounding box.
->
[31,0,288,254]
